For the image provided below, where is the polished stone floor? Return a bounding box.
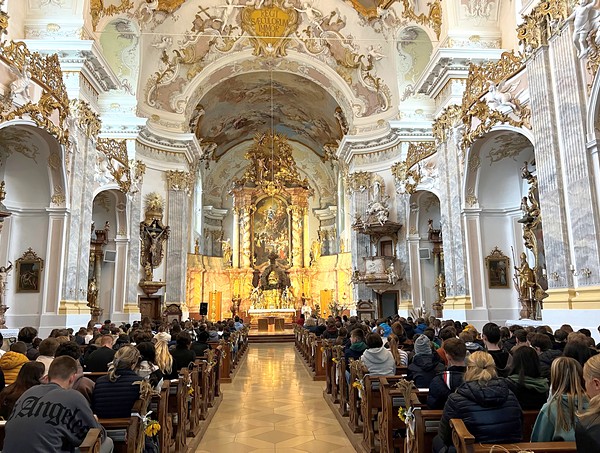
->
[195,343,356,453]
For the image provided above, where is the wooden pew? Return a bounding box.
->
[413,408,442,453]
[83,371,108,382]
[450,418,577,453]
[322,340,334,394]
[310,335,326,380]
[330,344,344,404]
[167,370,191,453]
[98,393,151,453]
[378,376,421,453]
[187,364,201,437]
[348,359,366,433]
[155,380,171,453]
[336,353,349,417]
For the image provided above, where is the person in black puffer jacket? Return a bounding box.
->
[408,334,444,388]
[92,345,141,419]
[531,333,561,378]
[433,351,522,453]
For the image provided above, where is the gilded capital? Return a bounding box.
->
[72,100,101,139]
[166,170,194,194]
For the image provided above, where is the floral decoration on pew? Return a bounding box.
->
[394,378,417,452]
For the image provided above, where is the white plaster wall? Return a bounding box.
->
[480,211,521,320]
[4,212,49,321]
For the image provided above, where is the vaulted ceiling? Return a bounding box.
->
[193,71,344,159]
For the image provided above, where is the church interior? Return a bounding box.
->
[1,0,598,339]
[2,0,600,452]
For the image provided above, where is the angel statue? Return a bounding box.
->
[484,81,520,113]
[566,0,600,59]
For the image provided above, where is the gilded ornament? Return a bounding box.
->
[90,0,134,31]
[345,171,372,194]
[517,0,571,54]
[461,51,525,113]
[51,185,66,205]
[240,1,299,57]
[0,0,8,36]
[465,187,478,207]
[97,138,145,194]
[72,100,101,139]
[0,40,70,144]
[166,170,194,194]
[232,132,309,195]
[400,0,442,39]
[391,142,436,195]
[432,105,462,143]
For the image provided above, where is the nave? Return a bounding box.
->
[196,343,355,453]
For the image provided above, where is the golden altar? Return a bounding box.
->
[248,308,296,331]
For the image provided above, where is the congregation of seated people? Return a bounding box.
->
[0,315,245,452]
[299,313,600,451]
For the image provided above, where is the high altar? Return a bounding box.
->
[187,132,339,323]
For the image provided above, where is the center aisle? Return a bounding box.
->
[195,343,357,453]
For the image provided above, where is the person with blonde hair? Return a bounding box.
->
[92,345,141,419]
[531,356,588,442]
[576,354,600,449]
[432,351,522,453]
[154,339,173,377]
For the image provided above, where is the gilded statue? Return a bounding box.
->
[140,217,169,272]
[515,252,535,301]
[221,238,232,266]
[87,277,98,308]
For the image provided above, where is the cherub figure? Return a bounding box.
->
[566,0,600,59]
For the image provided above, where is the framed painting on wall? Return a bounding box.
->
[485,247,510,289]
[15,248,44,293]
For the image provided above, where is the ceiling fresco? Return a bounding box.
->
[195,71,344,159]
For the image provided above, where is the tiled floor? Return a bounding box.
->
[195,343,357,453]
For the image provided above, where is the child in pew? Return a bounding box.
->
[427,338,466,410]
[531,356,588,442]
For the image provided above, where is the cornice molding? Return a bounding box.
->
[137,126,202,164]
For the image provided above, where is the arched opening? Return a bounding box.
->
[0,122,66,325]
[407,190,442,314]
[464,129,540,322]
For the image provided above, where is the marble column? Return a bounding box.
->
[232,209,240,268]
[112,237,129,313]
[437,139,470,305]
[549,31,600,287]
[394,193,412,304]
[165,171,192,307]
[60,127,95,313]
[240,207,253,268]
[525,41,575,305]
[289,205,304,268]
[125,190,143,309]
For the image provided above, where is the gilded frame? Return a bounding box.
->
[15,248,44,293]
[485,247,510,289]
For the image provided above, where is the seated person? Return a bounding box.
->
[192,330,211,357]
[482,323,509,376]
[576,354,600,450]
[427,338,466,409]
[3,356,113,453]
[531,332,562,378]
[84,334,116,372]
[433,351,522,453]
[0,342,29,386]
[167,331,196,379]
[532,356,588,442]
[506,345,548,410]
[360,332,395,376]
[92,345,142,419]
[408,335,444,388]
[0,362,44,419]
[344,328,368,382]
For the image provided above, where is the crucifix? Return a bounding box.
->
[197,5,212,19]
